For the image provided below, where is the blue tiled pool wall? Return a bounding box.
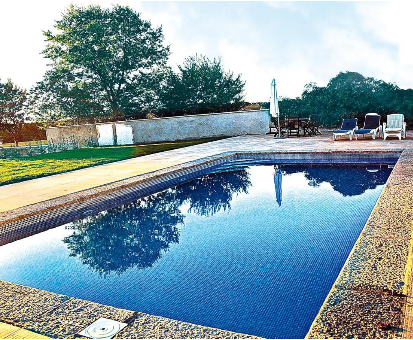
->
[233,151,400,165]
[0,151,400,248]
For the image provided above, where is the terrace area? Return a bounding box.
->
[1,132,413,338]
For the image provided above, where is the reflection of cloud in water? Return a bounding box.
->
[281,165,391,197]
[63,169,251,275]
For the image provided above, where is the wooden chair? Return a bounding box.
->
[287,117,300,137]
[307,115,322,136]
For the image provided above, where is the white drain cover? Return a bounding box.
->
[79,318,128,339]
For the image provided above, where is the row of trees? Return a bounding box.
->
[0,80,27,145]
[278,71,413,127]
[1,5,246,145]
[3,5,413,143]
[29,5,245,122]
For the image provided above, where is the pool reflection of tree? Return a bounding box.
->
[63,170,251,275]
[63,191,183,276]
[175,170,251,216]
[281,165,391,196]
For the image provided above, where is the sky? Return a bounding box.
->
[0,1,412,102]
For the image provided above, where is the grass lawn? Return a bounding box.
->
[0,138,222,186]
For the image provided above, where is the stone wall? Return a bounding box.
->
[45,110,270,146]
[46,124,98,146]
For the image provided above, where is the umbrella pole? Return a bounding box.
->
[277,115,281,138]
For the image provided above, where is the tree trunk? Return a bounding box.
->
[10,125,22,147]
[112,105,125,120]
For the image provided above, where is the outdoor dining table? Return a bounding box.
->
[288,117,311,137]
[273,117,315,137]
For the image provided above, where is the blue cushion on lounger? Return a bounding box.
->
[355,128,373,134]
[364,115,380,129]
[333,129,351,134]
[341,118,357,131]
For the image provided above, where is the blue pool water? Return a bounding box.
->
[0,163,391,338]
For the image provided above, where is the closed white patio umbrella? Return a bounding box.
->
[270,78,281,138]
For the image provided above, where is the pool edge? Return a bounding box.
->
[0,149,409,339]
[306,149,413,339]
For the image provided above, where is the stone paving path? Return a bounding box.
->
[0,321,49,339]
[1,133,413,213]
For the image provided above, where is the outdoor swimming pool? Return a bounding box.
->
[0,163,392,338]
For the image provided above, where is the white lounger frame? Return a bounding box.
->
[333,126,357,141]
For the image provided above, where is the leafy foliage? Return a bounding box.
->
[0,79,27,146]
[0,123,46,143]
[158,55,246,116]
[31,4,170,121]
[279,71,413,127]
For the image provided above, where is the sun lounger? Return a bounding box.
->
[333,118,358,141]
[355,113,381,140]
[383,114,406,140]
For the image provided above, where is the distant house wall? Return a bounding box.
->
[45,110,270,146]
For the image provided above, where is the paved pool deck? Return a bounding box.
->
[1,132,413,338]
[0,133,412,213]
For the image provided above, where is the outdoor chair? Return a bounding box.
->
[333,118,358,141]
[355,113,381,140]
[269,116,277,134]
[287,117,300,137]
[383,114,406,140]
[306,115,322,136]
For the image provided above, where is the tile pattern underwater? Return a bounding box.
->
[0,163,392,338]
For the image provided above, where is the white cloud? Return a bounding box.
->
[140,3,210,71]
[264,1,304,13]
[218,39,317,101]
[322,28,396,80]
[356,2,413,48]
[1,1,412,103]
[274,2,413,95]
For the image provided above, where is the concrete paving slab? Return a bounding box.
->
[0,133,411,213]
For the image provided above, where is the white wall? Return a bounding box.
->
[130,110,270,143]
[46,110,270,146]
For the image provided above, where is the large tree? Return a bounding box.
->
[279,71,413,127]
[159,55,245,116]
[0,79,27,146]
[33,4,170,121]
